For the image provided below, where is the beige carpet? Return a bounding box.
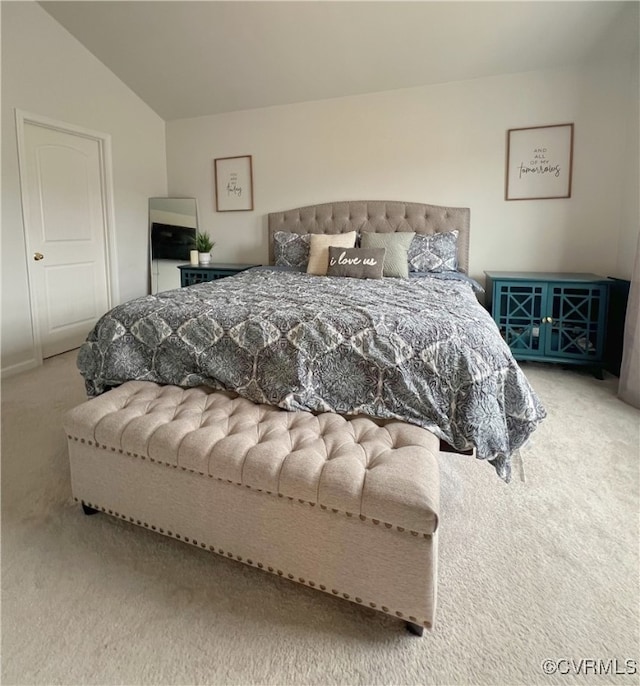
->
[1,351,638,686]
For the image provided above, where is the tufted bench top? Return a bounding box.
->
[65,381,440,535]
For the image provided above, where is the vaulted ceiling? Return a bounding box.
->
[41,1,638,121]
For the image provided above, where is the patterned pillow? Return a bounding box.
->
[408,231,459,272]
[327,247,385,280]
[360,232,415,278]
[273,232,311,268]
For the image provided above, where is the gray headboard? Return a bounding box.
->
[268,200,470,274]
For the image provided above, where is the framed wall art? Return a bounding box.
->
[505,123,574,200]
[214,155,254,211]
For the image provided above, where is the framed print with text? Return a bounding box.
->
[505,124,574,200]
[214,155,254,211]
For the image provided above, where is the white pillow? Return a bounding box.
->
[306,232,357,275]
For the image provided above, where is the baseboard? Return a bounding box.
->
[1,358,40,378]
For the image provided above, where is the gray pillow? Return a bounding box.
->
[273,232,311,268]
[360,232,415,278]
[408,231,458,272]
[327,247,385,280]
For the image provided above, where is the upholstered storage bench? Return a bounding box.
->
[64,381,441,634]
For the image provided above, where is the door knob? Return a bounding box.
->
[33,252,44,261]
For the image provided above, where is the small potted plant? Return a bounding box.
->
[195,231,215,265]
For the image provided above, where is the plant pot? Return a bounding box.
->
[198,252,212,265]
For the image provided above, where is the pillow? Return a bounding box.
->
[360,232,415,278]
[273,231,311,268]
[327,247,385,280]
[306,231,357,275]
[408,231,459,272]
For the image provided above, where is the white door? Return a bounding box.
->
[20,121,111,358]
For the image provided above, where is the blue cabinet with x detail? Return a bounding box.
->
[485,272,610,374]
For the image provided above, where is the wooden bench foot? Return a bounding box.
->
[405,621,424,636]
[82,503,99,516]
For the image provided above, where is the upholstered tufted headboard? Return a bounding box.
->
[268,200,470,274]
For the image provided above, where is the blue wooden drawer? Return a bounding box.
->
[493,280,546,357]
[545,283,608,361]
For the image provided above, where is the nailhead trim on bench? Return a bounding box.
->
[75,497,431,629]
[68,435,434,539]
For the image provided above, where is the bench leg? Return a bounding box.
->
[81,503,99,516]
[405,621,424,637]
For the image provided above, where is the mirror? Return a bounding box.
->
[149,198,198,293]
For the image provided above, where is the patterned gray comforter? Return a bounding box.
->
[78,268,546,480]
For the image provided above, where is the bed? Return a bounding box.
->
[77,200,546,481]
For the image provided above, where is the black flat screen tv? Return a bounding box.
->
[151,223,196,261]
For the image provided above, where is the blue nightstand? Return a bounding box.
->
[178,263,260,287]
[485,271,611,372]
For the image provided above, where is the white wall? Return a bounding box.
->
[1,1,167,374]
[167,61,637,284]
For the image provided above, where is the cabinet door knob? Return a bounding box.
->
[33,252,44,261]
